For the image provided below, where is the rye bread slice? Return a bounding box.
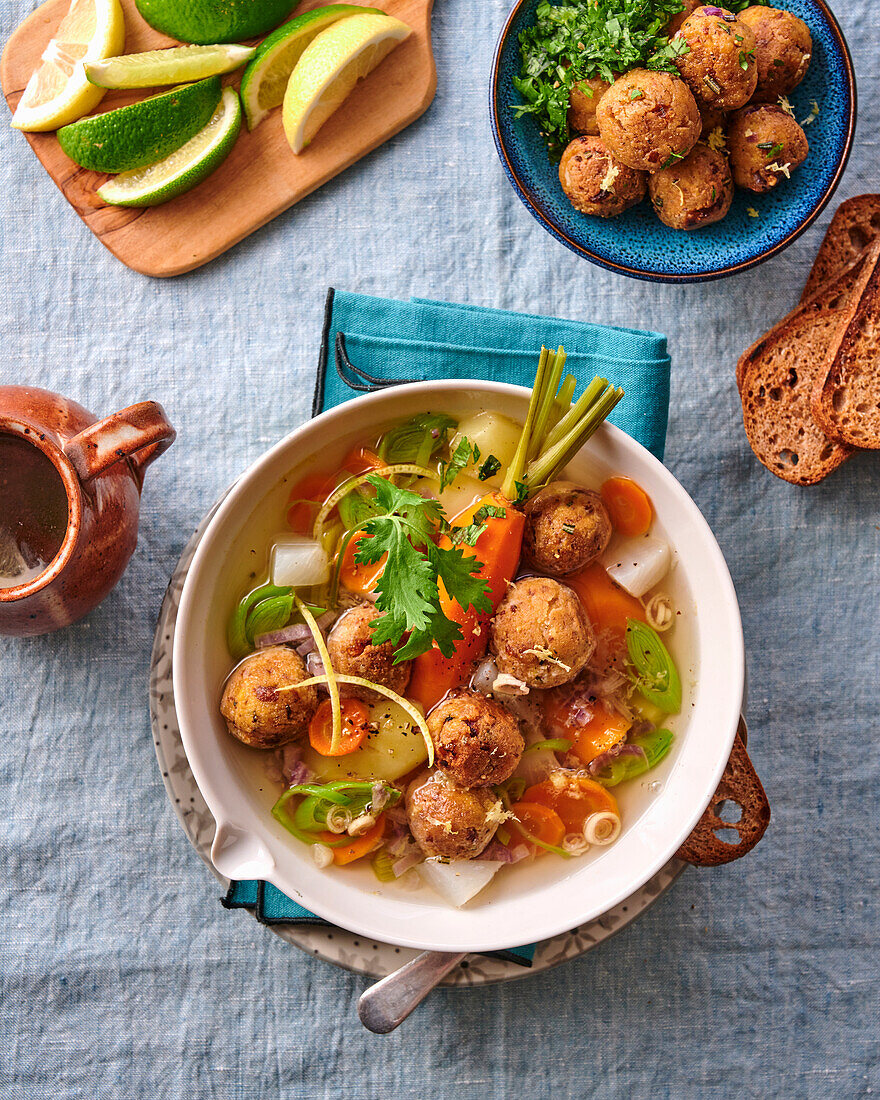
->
[812,256,880,449]
[736,242,878,392]
[741,309,853,484]
[802,194,880,301]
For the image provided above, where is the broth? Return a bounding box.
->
[0,435,69,590]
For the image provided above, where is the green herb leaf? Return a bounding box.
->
[477,454,502,481]
[439,436,478,491]
[629,87,645,100]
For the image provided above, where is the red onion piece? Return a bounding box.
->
[478,842,530,864]
[392,850,423,877]
[306,652,325,679]
[255,623,312,649]
[295,637,317,658]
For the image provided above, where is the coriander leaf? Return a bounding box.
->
[426,542,492,618]
[514,480,529,505]
[477,454,502,481]
[365,475,441,544]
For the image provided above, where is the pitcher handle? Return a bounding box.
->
[63,401,176,485]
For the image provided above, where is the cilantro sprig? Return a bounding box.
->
[354,476,492,662]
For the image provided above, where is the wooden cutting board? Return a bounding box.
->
[1,0,436,276]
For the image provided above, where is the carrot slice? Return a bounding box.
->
[319,815,386,865]
[508,800,566,855]
[600,476,653,537]
[343,446,384,476]
[337,532,387,596]
[309,697,371,757]
[523,775,619,833]
[287,471,336,534]
[544,691,629,766]
[566,562,646,640]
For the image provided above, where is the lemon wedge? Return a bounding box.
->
[282,12,411,155]
[12,0,126,132]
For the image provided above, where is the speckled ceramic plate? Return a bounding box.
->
[149,508,686,985]
[490,0,856,282]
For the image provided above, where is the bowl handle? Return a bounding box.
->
[211,821,276,881]
[63,401,176,487]
[676,717,771,866]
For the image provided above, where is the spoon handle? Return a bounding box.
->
[358,951,467,1033]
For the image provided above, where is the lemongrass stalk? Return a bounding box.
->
[542,375,608,454]
[546,374,577,437]
[527,385,624,489]
[527,347,566,463]
[501,345,551,501]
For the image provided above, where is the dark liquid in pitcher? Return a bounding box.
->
[0,435,69,589]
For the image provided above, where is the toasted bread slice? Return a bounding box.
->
[736,243,878,392]
[812,257,880,449]
[741,310,853,484]
[802,195,880,301]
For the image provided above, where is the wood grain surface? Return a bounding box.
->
[1,0,436,276]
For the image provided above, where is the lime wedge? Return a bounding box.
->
[85,44,255,89]
[134,0,298,44]
[57,75,221,172]
[282,13,411,154]
[240,4,382,131]
[97,86,241,207]
[11,0,126,132]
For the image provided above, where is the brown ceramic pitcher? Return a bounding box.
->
[0,385,175,636]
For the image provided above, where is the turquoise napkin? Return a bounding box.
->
[223,289,672,965]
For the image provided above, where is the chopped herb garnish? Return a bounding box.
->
[703,74,721,94]
[739,50,749,70]
[758,141,784,159]
[514,480,529,506]
[660,150,685,169]
[446,504,508,548]
[477,454,502,481]
[562,522,576,534]
[439,436,479,491]
[630,87,645,100]
[513,0,692,156]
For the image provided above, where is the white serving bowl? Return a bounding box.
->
[173,381,744,953]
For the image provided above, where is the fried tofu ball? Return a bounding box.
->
[727,103,809,192]
[674,7,758,110]
[406,773,503,859]
[220,646,317,749]
[558,136,646,217]
[739,5,812,101]
[665,0,702,37]
[699,101,727,138]
[326,603,411,700]
[427,689,524,788]
[648,143,734,229]
[596,70,701,173]
[490,577,595,689]
[523,483,612,575]
[568,75,613,136]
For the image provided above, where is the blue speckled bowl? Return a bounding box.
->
[490,0,856,282]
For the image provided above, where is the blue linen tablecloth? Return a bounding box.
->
[1,0,879,1095]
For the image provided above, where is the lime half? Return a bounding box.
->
[240,4,381,131]
[98,86,241,207]
[11,0,126,132]
[85,44,255,89]
[134,0,298,44]
[57,75,221,172]
[282,13,411,154]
